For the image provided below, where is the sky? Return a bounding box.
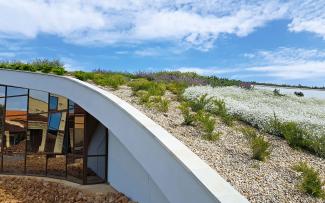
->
[0,0,325,87]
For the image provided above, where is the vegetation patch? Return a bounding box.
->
[293,162,325,199]
[0,60,66,75]
[178,102,196,125]
[184,86,325,158]
[195,111,221,141]
[241,127,270,161]
[188,94,212,112]
[211,99,234,126]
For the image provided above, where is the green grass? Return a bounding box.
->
[128,78,166,96]
[267,114,325,158]
[250,135,270,161]
[281,122,306,149]
[196,111,221,141]
[293,162,325,199]
[211,98,234,126]
[0,60,66,75]
[178,102,196,125]
[241,127,270,161]
[93,74,127,89]
[188,94,212,112]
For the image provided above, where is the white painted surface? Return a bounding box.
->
[0,69,249,203]
[109,131,169,203]
[88,123,106,179]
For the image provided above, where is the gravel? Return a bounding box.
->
[0,176,134,203]
[105,85,325,203]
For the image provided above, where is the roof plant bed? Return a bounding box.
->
[0,61,324,203]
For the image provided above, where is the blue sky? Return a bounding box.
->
[0,0,325,86]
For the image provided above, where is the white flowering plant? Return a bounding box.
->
[184,86,325,140]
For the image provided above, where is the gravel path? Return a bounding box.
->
[105,85,325,203]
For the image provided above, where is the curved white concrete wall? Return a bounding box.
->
[0,69,249,203]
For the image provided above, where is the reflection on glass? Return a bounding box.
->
[49,95,58,110]
[29,90,48,114]
[0,85,107,184]
[87,156,105,184]
[6,96,28,112]
[68,100,74,114]
[46,112,66,153]
[74,115,84,154]
[67,154,84,184]
[48,112,62,131]
[28,113,48,153]
[26,154,46,175]
[68,115,74,151]
[5,115,27,131]
[0,86,5,97]
[3,132,26,153]
[57,95,68,111]
[5,96,28,131]
[6,86,28,97]
[0,98,4,133]
[50,94,67,111]
[75,104,85,114]
[3,153,25,174]
[47,155,66,178]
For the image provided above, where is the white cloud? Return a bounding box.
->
[60,56,88,71]
[0,0,288,49]
[0,0,106,39]
[288,0,325,39]
[134,48,161,57]
[173,67,240,75]
[0,0,324,50]
[0,52,16,58]
[246,47,325,80]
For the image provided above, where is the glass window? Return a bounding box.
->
[68,100,74,114]
[50,94,67,111]
[68,115,74,151]
[6,86,28,97]
[74,115,84,154]
[3,131,26,153]
[28,113,48,153]
[3,153,25,174]
[5,96,28,112]
[26,154,46,175]
[57,95,68,111]
[29,90,48,114]
[48,112,62,131]
[5,96,28,131]
[87,156,106,184]
[74,104,85,114]
[46,112,66,153]
[0,86,5,97]
[0,98,5,132]
[49,95,58,110]
[47,155,66,178]
[67,154,84,184]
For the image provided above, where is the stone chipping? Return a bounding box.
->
[0,176,134,203]
[107,85,325,203]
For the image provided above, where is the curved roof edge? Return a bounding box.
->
[0,69,249,203]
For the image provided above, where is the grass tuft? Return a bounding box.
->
[293,162,325,199]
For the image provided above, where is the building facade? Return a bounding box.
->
[0,85,107,184]
[0,69,249,203]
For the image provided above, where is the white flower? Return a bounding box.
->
[184,86,325,138]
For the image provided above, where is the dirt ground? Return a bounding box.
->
[0,176,134,203]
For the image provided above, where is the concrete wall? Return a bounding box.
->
[0,69,249,203]
[108,131,169,203]
[87,123,106,179]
